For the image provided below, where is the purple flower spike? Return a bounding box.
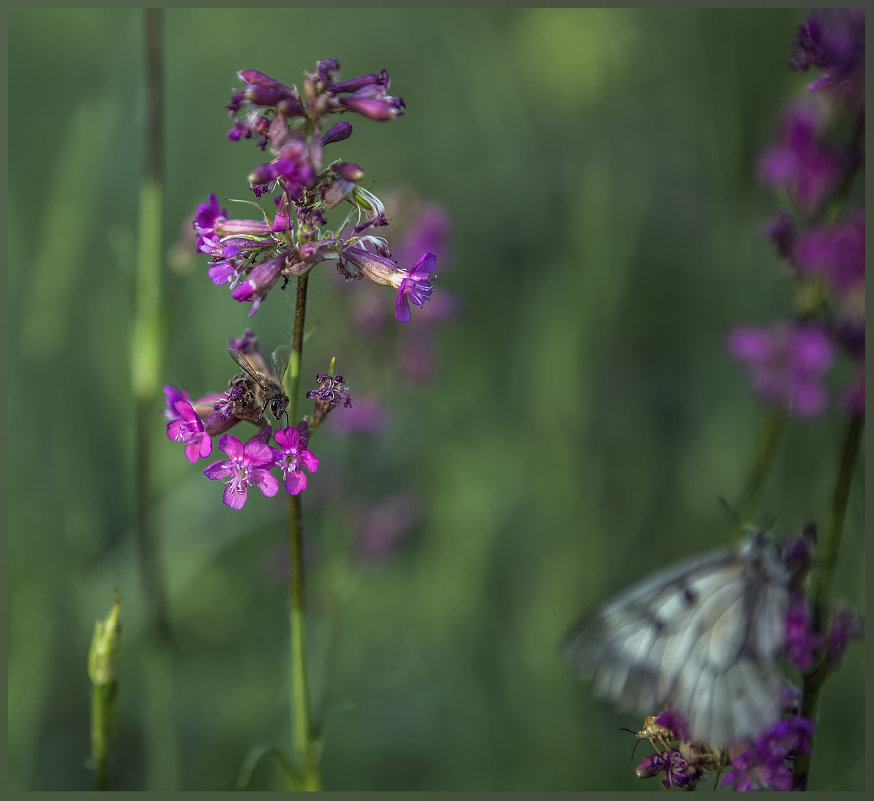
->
[167,399,213,463]
[395,252,437,323]
[784,593,823,670]
[727,323,835,417]
[791,9,866,104]
[758,102,843,212]
[203,434,279,510]
[794,213,865,294]
[721,717,814,791]
[272,426,319,496]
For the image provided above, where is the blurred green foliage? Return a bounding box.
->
[7,7,864,791]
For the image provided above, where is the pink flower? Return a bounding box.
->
[165,392,212,463]
[272,426,319,495]
[203,434,278,510]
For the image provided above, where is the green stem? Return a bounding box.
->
[132,6,171,644]
[792,411,864,790]
[736,405,785,520]
[132,10,178,790]
[91,682,117,790]
[286,273,321,790]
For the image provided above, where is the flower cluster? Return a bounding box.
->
[729,10,865,417]
[192,61,437,322]
[630,706,813,791]
[626,526,861,791]
[165,331,323,510]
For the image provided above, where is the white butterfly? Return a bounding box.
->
[561,532,791,748]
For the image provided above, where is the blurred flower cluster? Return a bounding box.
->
[729,9,865,418]
[316,194,455,563]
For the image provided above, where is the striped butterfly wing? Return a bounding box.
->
[561,536,790,747]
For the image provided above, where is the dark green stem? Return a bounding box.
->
[286,273,321,790]
[133,6,171,645]
[736,405,785,520]
[131,10,179,790]
[792,412,864,790]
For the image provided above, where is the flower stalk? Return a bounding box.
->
[793,411,864,789]
[286,273,321,790]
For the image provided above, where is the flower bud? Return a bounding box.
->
[321,121,353,145]
[333,162,364,181]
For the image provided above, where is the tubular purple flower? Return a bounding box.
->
[203,434,279,510]
[272,193,293,233]
[339,93,406,121]
[231,253,287,312]
[328,70,390,94]
[238,69,294,92]
[340,245,401,285]
[233,69,305,117]
[214,218,273,237]
[339,246,436,322]
[395,252,437,323]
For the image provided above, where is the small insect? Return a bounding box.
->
[561,532,793,748]
[621,715,675,758]
[227,345,290,426]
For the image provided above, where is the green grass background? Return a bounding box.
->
[7,7,864,791]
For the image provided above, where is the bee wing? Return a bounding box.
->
[228,347,267,387]
[561,539,789,747]
[271,345,290,383]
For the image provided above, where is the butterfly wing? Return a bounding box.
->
[561,537,789,747]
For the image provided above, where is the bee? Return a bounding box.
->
[227,344,290,426]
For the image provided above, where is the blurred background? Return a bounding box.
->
[7,7,864,791]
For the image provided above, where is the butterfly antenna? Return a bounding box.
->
[717,496,741,526]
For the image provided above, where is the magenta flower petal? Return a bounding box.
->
[283,470,307,496]
[222,482,248,510]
